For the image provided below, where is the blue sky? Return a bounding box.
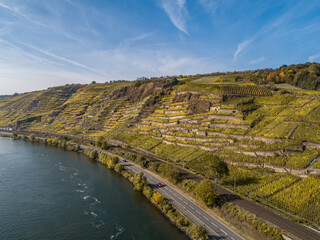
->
[0,0,320,94]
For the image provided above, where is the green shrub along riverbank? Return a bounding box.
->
[4,132,285,240]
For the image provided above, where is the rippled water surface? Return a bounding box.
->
[0,137,188,240]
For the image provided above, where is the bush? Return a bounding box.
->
[188,224,207,240]
[177,216,190,227]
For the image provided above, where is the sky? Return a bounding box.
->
[0,0,320,94]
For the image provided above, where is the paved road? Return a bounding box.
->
[118,159,244,240]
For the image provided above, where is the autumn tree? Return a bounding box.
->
[151,192,163,205]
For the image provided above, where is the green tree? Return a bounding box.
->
[136,155,149,168]
[133,172,147,192]
[89,150,98,159]
[194,179,219,207]
[107,156,119,169]
[114,163,124,173]
[142,185,154,199]
[158,163,181,184]
[187,155,229,179]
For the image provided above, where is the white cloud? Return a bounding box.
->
[250,57,265,64]
[309,53,320,62]
[233,39,253,62]
[159,0,188,34]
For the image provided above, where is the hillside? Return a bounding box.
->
[1,63,320,226]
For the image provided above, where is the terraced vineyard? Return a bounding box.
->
[1,75,320,226]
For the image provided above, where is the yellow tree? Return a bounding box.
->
[152,192,163,205]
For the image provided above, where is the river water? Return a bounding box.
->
[0,137,189,240]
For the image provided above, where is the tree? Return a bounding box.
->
[151,192,163,205]
[158,163,181,184]
[143,185,154,199]
[114,163,124,173]
[136,155,149,168]
[187,155,229,179]
[89,150,98,159]
[194,179,219,207]
[107,156,119,169]
[133,172,147,191]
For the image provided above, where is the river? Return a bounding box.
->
[0,137,189,240]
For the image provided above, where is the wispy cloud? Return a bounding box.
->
[0,38,65,67]
[0,2,47,27]
[159,0,188,34]
[117,32,154,50]
[309,53,320,62]
[15,41,106,77]
[232,2,310,63]
[233,39,253,62]
[250,57,265,64]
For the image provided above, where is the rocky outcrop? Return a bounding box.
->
[111,81,168,103]
[173,92,222,115]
